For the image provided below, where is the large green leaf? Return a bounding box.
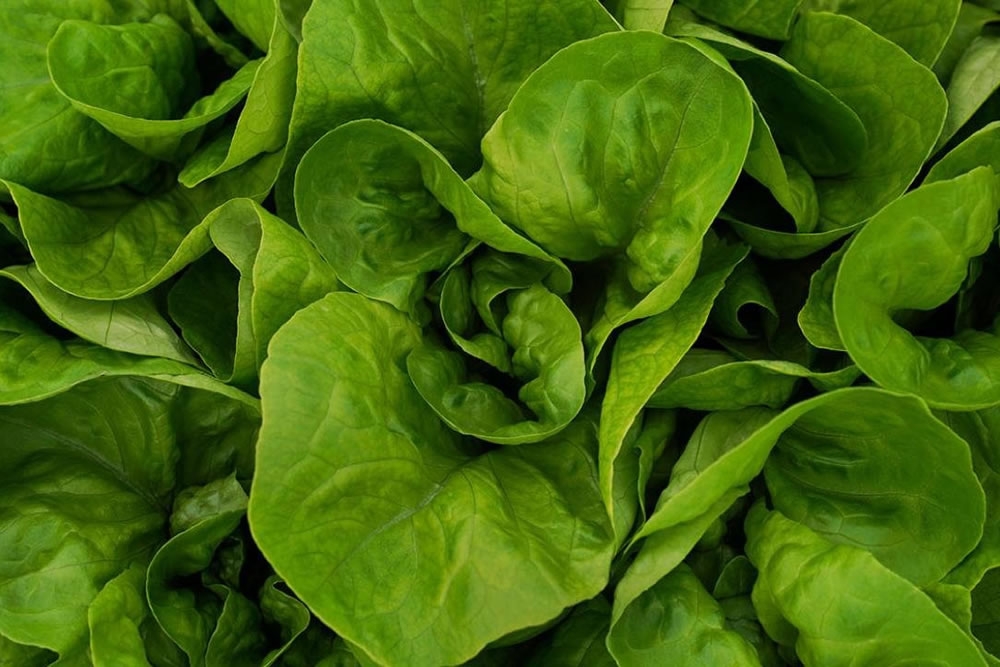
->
[804,0,961,65]
[834,168,1000,408]
[4,152,280,300]
[280,0,618,213]
[0,375,258,663]
[599,238,747,538]
[250,293,615,666]
[607,565,761,666]
[746,506,988,665]
[0,1,157,193]
[295,120,567,317]
[781,12,948,230]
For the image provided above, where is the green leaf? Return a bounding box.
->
[295,120,568,317]
[280,0,618,213]
[473,31,752,288]
[146,477,250,667]
[0,1,158,194]
[935,3,1000,84]
[781,12,948,230]
[803,0,962,65]
[746,505,988,666]
[47,18,258,162]
[609,0,675,31]
[765,390,985,586]
[937,31,1000,150]
[4,152,280,300]
[524,598,615,667]
[797,241,850,351]
[607,565,761,666]
[833,168,1000,409]
[250,293,615,666]
[0,264,198,364]
[168,199,340,387]
[598,238,747,539]
[0,375,258,663]
[679,0,803,39]
[648,350,809,411]
[180,13,297,185]
[666,19,868,178]
[408,283,586,444]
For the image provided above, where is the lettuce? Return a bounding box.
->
[2,1,1000,665]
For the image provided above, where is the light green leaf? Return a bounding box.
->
[250,293,615,667]
[609,0,674,31]
[47,18,258,162]
[473,31,752,288]
[180,12,297,185]
[937,32,1000,150]
[408,283,586,444]
[765,390,985,586]
[524,598,615,667]
[0,375,258,663]
[599,238,746,536]
[0,1,157,193]
[797,241,850,351]
[782,12,948,230]
[280,0,618,214]
[834,168,1000,409]
[746,505,988,666]
[607,565,761,666]
[667,19,868,178]
[0,264,197,364]
[5,151,280,300]
[803,0,961,65]
[679,0,803,38]
[295,120,568,317]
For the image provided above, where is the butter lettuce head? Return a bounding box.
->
[3,1,1000,665]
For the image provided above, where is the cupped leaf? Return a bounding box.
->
[607,564,761,666]
[739,107,820,233]
[804,0,962,65]
[250,293,615,667]
[0,264,198,364]
[168,199,340,387]
[47,18,258,162]
[408,283,586,445]
[0,1,157,194]
[280,0,618,214]
[781,12,948,230]
[295,120,568,317]
[666,19,868,178]
[4,151,280,300]
[0,374,258,663]
[746,505,988,666]
[834,168,1000,409]
[146,477,251,667]
[180,10,298,186]
[473,31,753,290]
